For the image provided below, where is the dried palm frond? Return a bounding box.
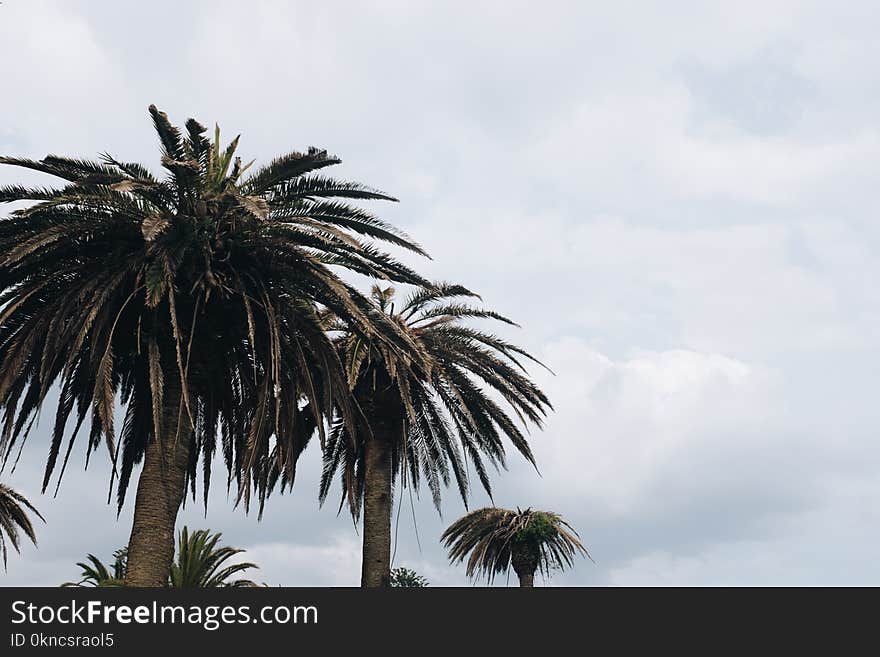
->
[0,482,43,569]
[442,506,588,583]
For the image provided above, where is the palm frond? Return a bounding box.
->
[241,148,339,195]
[0,483,44,570]
[312,282,551,518]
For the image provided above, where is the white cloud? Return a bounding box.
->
[522,339,779,513]
[242,535,361,587]
[0,1,137,153]
[607,476,880,585]
[405,212,871,360]
[522,82,880,208]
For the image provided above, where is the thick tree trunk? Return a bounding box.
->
[124,385,191,587]
[361,426,393,588]
[512,546,538,588]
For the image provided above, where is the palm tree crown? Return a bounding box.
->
[314,284,552,513]
[0,482,43,569]
[0,105,428,510]
[1,105,433,586]
[442,507,588,586]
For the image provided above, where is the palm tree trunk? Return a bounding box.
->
[516,570,535,587]
[361,426,393,588]
[124,383,191,587]
[512,546,538,588]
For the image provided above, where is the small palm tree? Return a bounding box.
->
[62,527,258,587]
[390,567,429,587]
[169,527,258,588]
[0,483,43,570]
[270,285,551,587]
[61,548,127,587]
[442,507,589,587]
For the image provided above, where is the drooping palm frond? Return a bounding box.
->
[441,507,588,583]
[0,105,431,513]
[169,527,258,588]
[267,283,551,516]
[0,483,43,570]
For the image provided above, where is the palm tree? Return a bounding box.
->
[0,482,43,570]
[271,284,551,587]
[61,548,127,587]
[0,106,430,586]
[441,507,589,587]
[169,527,258,588]
[62,527,258,587]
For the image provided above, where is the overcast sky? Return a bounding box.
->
[2,0,879,586]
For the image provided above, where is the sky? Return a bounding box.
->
[1,0,879,586]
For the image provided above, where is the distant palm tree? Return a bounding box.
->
[0,106,430,586]
[62,527,258,587]
[170,527,258,588]
[0,483,43,570]
[390,566,429,587]
[271,285,551,587]
[442,507,588,587]
[61,549,127,587]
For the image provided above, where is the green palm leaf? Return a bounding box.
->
[169,527,258,588]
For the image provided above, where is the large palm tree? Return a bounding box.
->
[271,285,551,586]
[62,527,258,587]
[0,106,429,586]
[442,507,588,587]
[0,482,43,570]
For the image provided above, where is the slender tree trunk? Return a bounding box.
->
[516,569,535,587]
[361,425,393,588]
[124,384,192,587]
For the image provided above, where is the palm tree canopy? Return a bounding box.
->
[271,283,552,515]
[441,507,588,583]
[0,105,430,512]
[0,482,43,569]
[169,527,257,588]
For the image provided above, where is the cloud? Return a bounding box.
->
[607,475,880,585]
[242,536,361,587]
[403,212,873,362]
[530,339,772,509]
[0,1,138,152]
